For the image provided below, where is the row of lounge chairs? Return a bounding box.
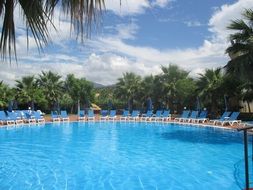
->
[174,110,241,126]
[76,109,172,122]
[0,109,242,127]
[51,110,70,122]
[76,109,241,127]
[0,110,45,125]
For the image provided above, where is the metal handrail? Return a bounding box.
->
[237,125,253,131]
[237,124,253,190]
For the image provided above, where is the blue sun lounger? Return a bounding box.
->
[192,110,208,123]
[128,110,140,121]
[0,111,15,125]
[108,110,117,121]
[51,111,60,122]
[60,110,69,122]
[100,110,108,121]
[174,110,190,122]
[87,110,95,121]
[156,110,171,122]
[140,110,153,121]
[210,111,231,125]
[151,110,163,121]
[216,112,241,126]
[78,110,86,121]
[34,111,45,123]
[120,110,129,121]
[184,111,199,123]
[8,111,24,124]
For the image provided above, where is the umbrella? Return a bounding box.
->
[147,97,153,111]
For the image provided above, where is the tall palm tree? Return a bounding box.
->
[159,64,190,111]
[225,9,253,82]
[115,72,141,112]
[37,71,63,111]
[64,74,94,112]
[196,68,225,116]
[15,76,45,110]
[0,81,14,109]
[0,0,105,60]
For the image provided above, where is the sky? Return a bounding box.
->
[0,0,253,86]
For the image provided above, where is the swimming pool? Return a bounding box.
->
[0,122,251,190]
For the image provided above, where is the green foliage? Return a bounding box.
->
[37,71,64,110]
[64,74,94,112]
[0,81,14,108]
[226,8,253,82]
[115,72,142,111]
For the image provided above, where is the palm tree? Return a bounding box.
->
[115,72,142,112]
[64,74,94,113]
[196,68,225,116]
[37,71,63,111]
[15,76,46,110]
[0,81,14,109]
[159,64,191,111]
[225,9,253,82]
[0,0,105,60]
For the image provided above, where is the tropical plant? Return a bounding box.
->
[0,81,14,109]
[0,0,105,61]
[37,71,63,111]
[64,74,94,113]
[225,9,253,82]
[158,64,192,112]
[15,76,46,110]
[114,72,142,112]
[196,68,226,116]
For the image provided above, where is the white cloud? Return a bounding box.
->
[105,0,173,16]
[105,0,149,16]
[209,0,253,40]
[184,20,203,27]
[115,22,139,40]
[151,0,173,8]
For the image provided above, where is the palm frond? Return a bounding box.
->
[0,0,16,62]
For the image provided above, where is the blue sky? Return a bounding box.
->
[0,0,252,85]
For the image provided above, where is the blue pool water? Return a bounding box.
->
[0,122,252,190]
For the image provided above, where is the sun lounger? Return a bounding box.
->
[174,110,190,122]
[108,110,117,121]
[23,111,36,123]
[128,110,140,121]
[87,110,95,121]
[217,112,241,126]
[100,110,108,121]
[156,110,171,122]
[34,111,45,123]
[150,110,163,121]
[140,110,153,121]
[184,111,199,123]
[8,111,24,124]
[192,110,208,123]
[0,111,15,125]
[51,111,60,122]
[120,110,129,121]
[78,110,86,121]
[60,110,69,122]
[210,111,231,125]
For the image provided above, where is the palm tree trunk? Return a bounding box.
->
[77,99,80,114]
[247,101,251,113]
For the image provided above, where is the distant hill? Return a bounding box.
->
[92,82,105,88]
[91,82,116,89]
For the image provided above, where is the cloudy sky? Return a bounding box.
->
[1,0,253,86]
